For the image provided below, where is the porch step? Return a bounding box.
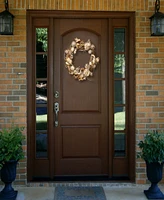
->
[13,184,162,200]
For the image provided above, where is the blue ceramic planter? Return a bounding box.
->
[0,160,18,200]
[144,161,164,199]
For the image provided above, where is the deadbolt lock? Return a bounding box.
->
[54,91,59,98]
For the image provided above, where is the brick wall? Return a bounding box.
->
[0,0,27,186]
[0,0,164,185]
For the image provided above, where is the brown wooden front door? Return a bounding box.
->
[53,19,108,177]
[27,11,135,181]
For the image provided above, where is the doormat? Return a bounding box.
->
[54,186,106,200]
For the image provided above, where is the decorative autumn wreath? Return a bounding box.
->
[64,38,100,81]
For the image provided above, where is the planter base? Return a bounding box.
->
[0,190,17,200]
[144,186,164,199]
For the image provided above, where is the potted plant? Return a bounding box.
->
[0,125,25,200]
[137,130,164,199]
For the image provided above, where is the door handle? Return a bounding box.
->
[54,102,59,127]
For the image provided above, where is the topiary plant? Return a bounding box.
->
[0,125,25,169]
[137,130,164,164]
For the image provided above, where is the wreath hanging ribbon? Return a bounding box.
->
[64,38,100,81]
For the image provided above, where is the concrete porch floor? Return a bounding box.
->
[7,183,164,200]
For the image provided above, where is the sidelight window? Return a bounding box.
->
[114,28,126,157]
[35,28,48,158]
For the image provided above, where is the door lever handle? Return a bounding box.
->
[54,102,59,127]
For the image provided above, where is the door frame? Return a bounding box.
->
[27,10,135,182]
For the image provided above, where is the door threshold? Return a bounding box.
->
[53,175,130,182]
[28,175,133,187]
[32,175,129,182]
[27,181,135,188]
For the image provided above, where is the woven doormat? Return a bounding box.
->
[54,186,106,200]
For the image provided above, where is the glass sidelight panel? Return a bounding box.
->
[36,90,48,158]
[35,28,48,158]
[114,54,125,78]
[36,54,47,78]
[114,107,125,130]
[36,28,48,78]
[36,81,47,103]
[36,28,48,52]
[36,107,47,130]
[114,80,125,104]
[36,131,48,158]
[114,132,126,157]
[114,28,126,158]
[114,28,125,52]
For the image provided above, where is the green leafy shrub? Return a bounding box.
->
[0,125,25,169]
[137,130,164,164]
